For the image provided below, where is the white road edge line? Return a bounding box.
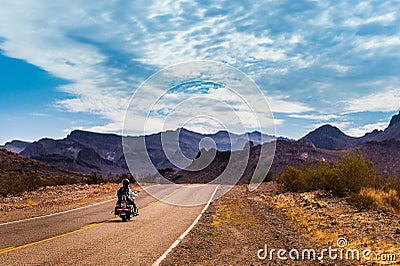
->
[152,184,220,266]
[0,185,161,226]
[0,198,115,226]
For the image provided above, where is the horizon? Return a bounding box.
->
[1,1,399,144]
[2,112,398,145]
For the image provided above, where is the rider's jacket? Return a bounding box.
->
[116,186,137,203]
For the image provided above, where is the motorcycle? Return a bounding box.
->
[114,191,139,222]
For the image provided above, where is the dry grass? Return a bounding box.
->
[269,191,400,265]
[211,197,259,228]
[359,187,400,215]
[26,198,39,207]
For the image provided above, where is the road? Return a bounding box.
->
[0,184,219,265]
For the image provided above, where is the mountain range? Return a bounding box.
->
[301,111,400,150]
[1,128,277,176]
[1,111,399,180]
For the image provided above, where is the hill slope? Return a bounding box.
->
[0,149,85,195]
[299,125,357,150]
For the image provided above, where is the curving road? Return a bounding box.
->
[0,184,219,265]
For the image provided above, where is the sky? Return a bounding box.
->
[0,0,399,144]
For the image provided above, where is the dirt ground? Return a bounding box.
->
[161,182,399,266]
[0,183,132,223]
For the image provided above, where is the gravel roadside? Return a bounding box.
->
[162,182,399,265]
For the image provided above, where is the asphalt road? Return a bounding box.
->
[0,184,219,265]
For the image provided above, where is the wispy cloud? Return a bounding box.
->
[30,112,50,117]
[289,113,341,121]
[0,0,399,137]
[346,122,388,137]
[344,87,400,113]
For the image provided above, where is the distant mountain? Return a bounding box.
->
[15,128,277,176]
[388,111,400,128]
[371,111,400,142]
[300,125,357,150]
[0,140,31,153]
[301,111,400,150]
[163,137,400,184]
[5,111,399,179]
[165,140,343,184]
[20,131,128,176]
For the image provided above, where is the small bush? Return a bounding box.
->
[0,172,27,196]
[348,193,375,211]
[85,172,105,184]
[277,166,312,192]
[113,173,136,184]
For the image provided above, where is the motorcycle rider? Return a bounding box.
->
[117,178,139,216]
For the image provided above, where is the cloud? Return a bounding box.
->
[30,112,50,117]
[344,12,396,27]
[288,113,341,121]
[344,88,400,113]
[0,0,399,138]
[268,96,314,114]
[345,122,388,137]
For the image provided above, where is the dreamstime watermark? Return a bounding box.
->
[257,238,397,263]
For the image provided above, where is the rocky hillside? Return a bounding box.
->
[301,111,400,150]
[20,131,128,176]
[360,139,400,177]
[0,149,85,195]
[166,140,343,184]
[1,140,31,153]
[4,128,275,176]
[372,111,400,141]
[300,125,357,150]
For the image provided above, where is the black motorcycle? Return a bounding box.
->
[114,192,138,222]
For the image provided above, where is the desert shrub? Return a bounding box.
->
[50,176,80,186]
[113,173,136,184]
[277,166,312,192]
[334,151,378,195]
[358,187,400,213]
[0,172,27,196]
[386,176,400,197]
[278,150,380,197]
[24,174,42,190]
[384,191,400,213]
[348,193,375,211]
[85,172,105,184]
[277,151,400,215]
[264,171,274,182]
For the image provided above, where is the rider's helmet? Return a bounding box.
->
[122,178,130,186]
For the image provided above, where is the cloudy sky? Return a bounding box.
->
[0,0,399,144]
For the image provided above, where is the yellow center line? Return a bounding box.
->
[0,185,185,255]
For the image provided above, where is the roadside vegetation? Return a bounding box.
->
[0,171,135,197]
[277,150,400,214]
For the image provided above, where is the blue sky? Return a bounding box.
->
[0,0,399,144]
